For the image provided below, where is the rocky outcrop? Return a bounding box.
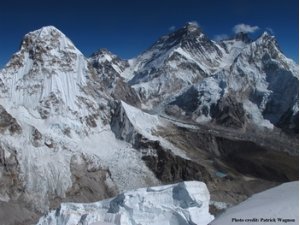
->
[111,101,212,184]
[277,107,299,135]
[0,105,22,134]
[164,31,298,134]
[211,96,246,128]
[50,153,118,209]
[89,49,141,107]
[142,146,212,183]
[124,23,226,108]
[0,24,298,225]
[0,145,23,203]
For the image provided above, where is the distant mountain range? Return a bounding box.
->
[0,23,298,225]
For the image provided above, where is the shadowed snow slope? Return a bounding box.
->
[37,181,214,225]
[211,181,299,225]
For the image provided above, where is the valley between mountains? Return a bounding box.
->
[0,23,298,225]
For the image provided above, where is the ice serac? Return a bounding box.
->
[210,181,299,225]
[37,181,214,225]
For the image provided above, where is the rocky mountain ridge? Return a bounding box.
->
[0,24,298,225]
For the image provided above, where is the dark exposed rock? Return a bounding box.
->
[112,78,141,107]
[211,96,246,129]
[0,201,41,225]
[215,137,299,182]
[142,147,212,183]
[0,145,24,203]
[111,101,212,184]
[277,107,299,135]
[31,128,43,147]
[262,54,298,127]
[50,153,118,209]
[0,105,22,135]
[89,49,141,107]
[234,32,252,43]
[169,86,199,113]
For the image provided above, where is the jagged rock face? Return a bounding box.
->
[277,106,299,134]
[110,101,212,185]
[0,145,23,203]
[89,49,141,107]
[0,24,298,225]
[142,147,212,183]
[50,153,118,209]
[211,96,246,129]
[124,23,228,107]
[233,32,252,43]
[37,181,214,225]
[166,32,298,133]
[0,105,22,134]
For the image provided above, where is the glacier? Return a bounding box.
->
[0,23,298,225]
[37,181,214,225]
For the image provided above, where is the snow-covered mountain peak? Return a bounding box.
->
[90,48,113,58]
[0,26,111,136]
[20,25,80,56]
[184,21,201,32]
[123,23,226,107]
[145,22,205,52]
[257,31,274,42]
[249,31,298,75]
[90,48,123,65]
[174,22,205,40]
[28,25,64,39]
[89,48,129,75]
[260,31,273,39]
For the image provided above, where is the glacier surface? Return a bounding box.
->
[37,181,214,225]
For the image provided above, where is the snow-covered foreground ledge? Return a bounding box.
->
[210,181,299,225]
[37,181,214,225]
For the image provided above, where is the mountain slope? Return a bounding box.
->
[0,24,298,225]
[121,22,231,108]
[0,26,161,225]
[166,31,298,132]
[0,26,111,133]
[211,181,299,225]
[88,49,141,107]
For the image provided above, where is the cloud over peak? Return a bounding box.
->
[233,23,259,34]
[213,34,229,41]
[168,25,176,32]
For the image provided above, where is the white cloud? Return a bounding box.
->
[169,25,176,32]
[187,21,199,27]
[213,34,229,41]
[233,23,259,34]
[266,27,274,35]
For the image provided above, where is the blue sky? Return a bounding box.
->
[0,0,298,67]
